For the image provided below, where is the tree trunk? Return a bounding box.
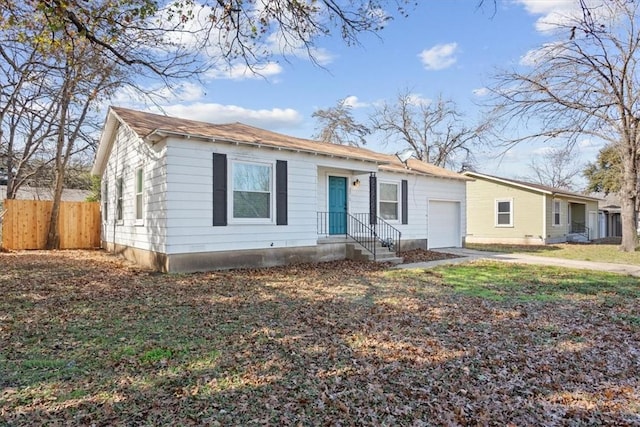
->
[619,152,638,251]
[45,86,69,250]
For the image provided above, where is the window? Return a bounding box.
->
[379,182,399,220]
[135,167,143,222]
[496,199,512,226]
[232,161,272,219]
[553,200,561,226]
[102,179,108,221]
[116,177,123,222]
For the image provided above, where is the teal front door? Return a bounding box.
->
[328,176,347,235]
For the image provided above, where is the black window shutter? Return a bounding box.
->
[276,160,288,225]
[401,179,408,224]
[369,174,377,225]
[212,153,227,226]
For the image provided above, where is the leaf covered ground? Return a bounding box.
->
[1,250,639,425]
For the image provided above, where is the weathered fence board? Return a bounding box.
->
[1,199,101,250]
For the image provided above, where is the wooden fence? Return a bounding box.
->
[1,199,101,250]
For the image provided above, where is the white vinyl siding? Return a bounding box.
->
[496,199,513,227]
[101,123,168,253]
[379,182,398,221]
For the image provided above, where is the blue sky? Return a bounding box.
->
[113,0,602,187]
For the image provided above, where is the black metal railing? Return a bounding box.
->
[317,211,402,260]
[570,221,590,240]
[354,213,402,256]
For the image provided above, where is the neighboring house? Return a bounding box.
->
[91,107,470,272]
[593,192,625,238]
[0,185,90,202]
[463,171,600,245]
[0,152,7,185]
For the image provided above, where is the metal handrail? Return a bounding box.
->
[571,221,590,240]
[317,212,402,259]
[354,213,402,256]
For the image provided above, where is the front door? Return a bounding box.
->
[328,176,347,235]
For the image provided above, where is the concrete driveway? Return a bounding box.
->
[398,247,640,277]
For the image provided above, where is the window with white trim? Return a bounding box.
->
[495,199,513,227]
[232,161,272,219]
[379,182,399,220]
[135,167,144,222]
[102,179,108,222]
[116,177,123,222]
[553,200,561,226]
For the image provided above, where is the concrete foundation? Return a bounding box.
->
[104,237,436,273]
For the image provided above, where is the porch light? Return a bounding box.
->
[352,178,361,188]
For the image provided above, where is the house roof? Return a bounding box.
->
[463,171,601,202]
[92,106,469,181]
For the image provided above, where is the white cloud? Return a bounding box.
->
[206,62,283,80]
[265,32,335,66]
[472,87,489,97]
[151,102,303,129]
[406,93,431,106]
[519,42,565,66]
[515,0,609,33]
[343,95,368,108]
[418,43,458,71]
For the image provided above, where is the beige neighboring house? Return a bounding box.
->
[463,171,600,245]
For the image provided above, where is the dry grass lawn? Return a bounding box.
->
[1,250,639,425]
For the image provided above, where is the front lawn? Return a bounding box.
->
[1,251,639,425]
[466,242,640,265]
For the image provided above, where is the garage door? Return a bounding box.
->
[428,200,461,249]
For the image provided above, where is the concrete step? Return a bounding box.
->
[346,243,403,264]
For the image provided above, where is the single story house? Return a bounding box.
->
[594,192,622,238]
[91,107,470,272]
[463,171,600,245]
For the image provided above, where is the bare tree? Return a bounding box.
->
[312,98,370,147]
[371,91,488,170]
[490,0,640,251]
[526,145,583,190]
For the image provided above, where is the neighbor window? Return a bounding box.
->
[116,177,123,221]
[553,200,561,226]
[379,182,398,220]
[102,179,108,222]
[495,199,512,226]
[232,161,272,219]
[135,167,143,222]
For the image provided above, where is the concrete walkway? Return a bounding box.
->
[397,247,640,277]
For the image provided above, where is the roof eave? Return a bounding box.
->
[91,109,119,175]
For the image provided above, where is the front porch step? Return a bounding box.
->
[567,233,590,243]
[346,243,403,264]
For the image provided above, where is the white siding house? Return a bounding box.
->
[92,107,469,272]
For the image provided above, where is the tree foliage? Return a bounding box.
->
[490,0,640,251]
[583,143,622,195]
[1,0,415,75]
[312,98,370,147]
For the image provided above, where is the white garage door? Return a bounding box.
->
[428,200,461,249]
